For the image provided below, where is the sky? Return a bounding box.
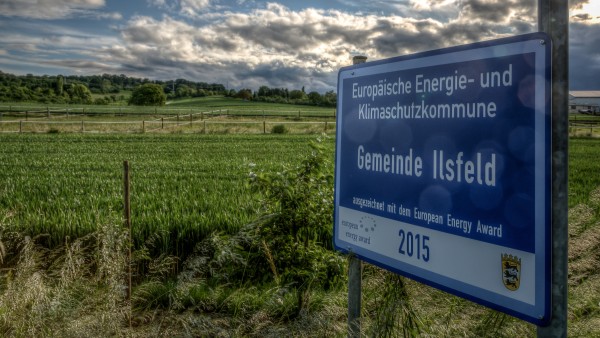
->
[0,0,599,93]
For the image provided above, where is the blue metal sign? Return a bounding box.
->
[334,33,551,325]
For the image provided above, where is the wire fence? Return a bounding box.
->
[3,106,597,137]
[569,122,600,137]
[0,105,339,134]
[0,117,336,134]
[0,105,336,118]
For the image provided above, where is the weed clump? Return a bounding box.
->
[271,124,287,134]
[0,213,129,337]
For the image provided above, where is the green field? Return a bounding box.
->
[0,134,599,336]
[1,134,598,250]
[0,97,337,134]
[0,96,336,116]
[569,138,600,206]
[0,133,333,257]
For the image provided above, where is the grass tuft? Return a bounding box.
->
[0,213,129,337]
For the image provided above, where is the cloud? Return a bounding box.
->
[2,1,599,91]
[0,20,120,55]
[570,22,600,89]
[147,0,214,19]
[180,0,212,15]
[98,2,542,91]
[0,0,121,20]
[459,0,534,23]
[570,0,600,24]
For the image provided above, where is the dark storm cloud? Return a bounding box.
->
[459,0,535,22]
[2,1,598,92]
[110,2,599,92]
[569,22,600,89]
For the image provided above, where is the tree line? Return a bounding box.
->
[0,70,336,107]
[235,85,337,107]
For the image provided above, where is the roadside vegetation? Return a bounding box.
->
[0,72,599,336]
[0,129,599,336]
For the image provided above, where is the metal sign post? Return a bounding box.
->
[347,55,367,338]
[538,0,569,336]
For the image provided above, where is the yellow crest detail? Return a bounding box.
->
[501,254,521,291]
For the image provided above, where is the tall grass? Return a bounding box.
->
[0,135,598,336]
[0,133,330,258]
[0,211,129,337]
[569,138,600,207]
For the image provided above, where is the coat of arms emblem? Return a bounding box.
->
[502,254,521,291]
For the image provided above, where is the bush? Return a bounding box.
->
[180,136,344,317]
[271,124,287,134]
[128,83,166,106]
[245,137,344,313]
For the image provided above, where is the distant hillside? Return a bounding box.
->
[0,71,336,108]
[0,70,226,104]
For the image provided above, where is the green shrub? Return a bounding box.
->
[245,136,344,313]
[271,124,287,134]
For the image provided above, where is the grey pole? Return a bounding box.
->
[538,1,568,337]
[347,54,367,338]
[348,253,362,337]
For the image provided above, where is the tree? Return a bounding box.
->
[175,84,193,98]
[307,91,322,105]
[289,89,306,101]
[128,83,166,106]
[68,84,93,104]
[236,88,253,100]
[55,76,64,96]
[257,85,271,97]
[101,79,112,93]
[320,90,337,107]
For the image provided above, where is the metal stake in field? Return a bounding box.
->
[538,0,568,337]
[347,54,367,338]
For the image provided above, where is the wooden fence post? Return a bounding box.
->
[123,161,132,329]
